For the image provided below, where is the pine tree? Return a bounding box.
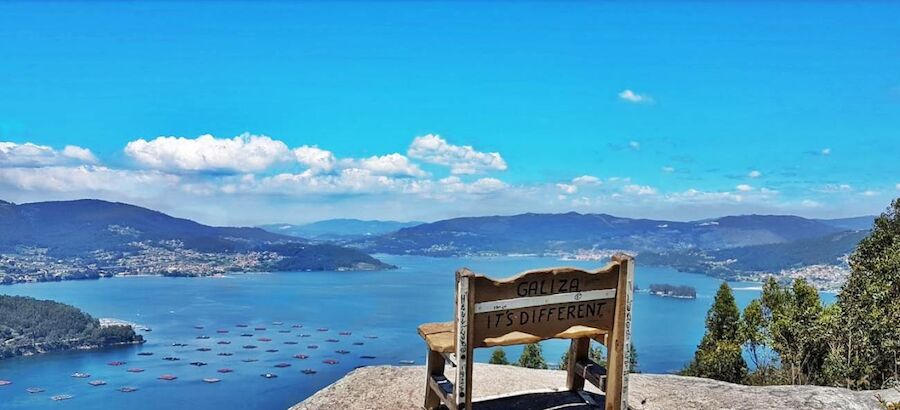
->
[683,282,747,383]
[489,348,509,365]
[827,198,900,389]
[517,343,548,369]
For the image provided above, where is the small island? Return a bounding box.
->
[648,283,697,299]
[0,295,144,358]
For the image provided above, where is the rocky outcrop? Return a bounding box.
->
[290,364,898,410]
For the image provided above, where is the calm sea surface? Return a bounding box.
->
[0,255,835,409]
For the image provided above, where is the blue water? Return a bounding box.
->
[0,255,835,409]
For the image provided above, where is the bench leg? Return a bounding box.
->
[566,337,590,391]
[424,348,445,409]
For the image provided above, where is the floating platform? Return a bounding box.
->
[274,363,291,368]
[51,394,73,401]
[203,378,221,383]
[88,380,107,386]
[301,369,317,375]
[158,374,177,381]
[322,359,339,365]
[127,368,144,373]
[26,387,44,393]
[137,352,154,356]
[261,373,278,379]
[218,352,233,356]
[217,368,233,373]
[293,354,310,359]
[107,361,126,366]
[71,373,90,378]
[118,387,138,393]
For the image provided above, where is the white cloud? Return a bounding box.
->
[821,148,831,156]
[861,190,879,197]
[293,145,336,173]
[351,153,426,178]
[896,183,900,191]
[435,176,507,195]
[661,166,675,173]
[736,184,753,192]
[408,134,507,175]
[556,183,577,195]
[125,133,291,173]
[748,170,762,178]
[628,140,641,150]
[664,188,744,204]
[0,165,179,194]
[618,89,652,104]
[0,142,97,167]
[572,175,601,185]
[622,184,658,196]
[815,183,853,193]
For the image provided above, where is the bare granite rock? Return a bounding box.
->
[290,364,896,410]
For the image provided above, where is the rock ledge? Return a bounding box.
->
[291,364,898,410]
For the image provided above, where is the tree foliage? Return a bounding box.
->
[827,198,900,389]
[489,348,509,365]
[517,343,548,369]
[0,295,142,358]
[682,282,747,383]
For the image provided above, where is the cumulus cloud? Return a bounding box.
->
[622,184,658,196]
[125,133,291,173]
[748,170,762,178]
[351,153,426,178]
[293,146,424,178]
[0,165,179,194]
[628,140,641,150]
[572,175,601,185]
[407,134,507,175]
[661,166,675,173]
[861,190,879,197]
[0,142,97,167]
[618,89,652,104]
[293,145,336,173]
[736,184,753,192]
[821,148,831,156]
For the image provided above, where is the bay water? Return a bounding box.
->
[0,255,835,409]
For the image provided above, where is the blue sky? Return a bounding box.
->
[1,1,898,225]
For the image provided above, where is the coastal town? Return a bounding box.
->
[0,241,284,285]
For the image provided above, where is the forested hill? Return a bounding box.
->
[0,199,293,255]
[0,199,395,284]
[353,212,869,256]
[0,295,143,358]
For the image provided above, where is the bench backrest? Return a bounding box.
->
[452,254,634,410]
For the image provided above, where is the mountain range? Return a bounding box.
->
[259,219,423,241]
[351,212,870,255]
[346,212,874,279]
[0,199,393,284]
[1,198,876,284]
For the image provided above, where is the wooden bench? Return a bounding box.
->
[417,254,634,410]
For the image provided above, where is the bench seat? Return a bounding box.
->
[417,321,607,354]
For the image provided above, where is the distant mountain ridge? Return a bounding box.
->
[260,219,422,241]
[1,199,290,256]
[352,212,867,256]
[0,199,394,284]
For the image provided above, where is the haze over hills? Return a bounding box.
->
[0,199,394,284]
[259,219,423,241]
